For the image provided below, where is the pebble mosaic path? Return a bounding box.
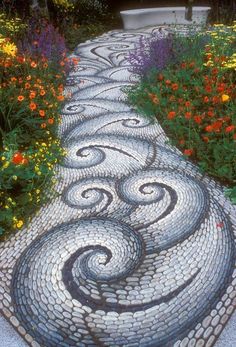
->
[0,26,236,347]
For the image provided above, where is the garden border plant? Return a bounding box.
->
[126,23,236,203]
[0,11,79,240]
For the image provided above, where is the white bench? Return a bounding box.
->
[120,7,211,30]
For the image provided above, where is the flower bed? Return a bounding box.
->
[0,12,79,239]
[126,23,236,203]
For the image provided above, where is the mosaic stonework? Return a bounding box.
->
[0,26,236,347]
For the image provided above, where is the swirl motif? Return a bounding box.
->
[10,25,236,347]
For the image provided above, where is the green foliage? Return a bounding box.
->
[126,24,236,204]
[0,14,75,240]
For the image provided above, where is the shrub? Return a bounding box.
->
[0,13,79,239]
[126,23,236,203]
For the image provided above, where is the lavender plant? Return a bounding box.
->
[127,33,175,78]
[18,16,67,63]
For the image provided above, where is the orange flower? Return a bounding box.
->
[205,125,213,132]
[212,121,223,132]
[194,115,202,124]
[181,62,187,68]
[167,111,176,119]
[26,75,32,81]
[207,110,214,117]
[25,83,30,89]
[29,91,36,99]
[16,56,25,64]
[203,96,209,103]
[225,125,235,133]
[212,96,219,104]
[43,63,48,68]
[169,95,176,102]
[179,139,185,145]
[212,67,218,75]
[21,158,29,165]
[57,95,65,101]
[11,77,17,82]
[185,112,192,120]
[221,94,230,102]
[184,149,193,156]
[60,61,65,66]
[29,102,37,111]
[165,80,171,85]
[48,118,54,124]
[171,83,178,91]
[205,85,212,93]
[40,90,46,96]
[31,61,37,68]
[202,136,209,143]
[148,93,159,104]
[158,73,164,81]
[39,110,45,117]
[17,95,24,102]
[185,101,191,107]
[41,123,46,128]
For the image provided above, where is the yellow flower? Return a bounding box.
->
[16,220,24,228]
[1,41,17,57]
[3,161,9,169]
[12,175,17,180]
[221,94,230,102]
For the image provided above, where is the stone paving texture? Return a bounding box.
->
[0,27,236,347]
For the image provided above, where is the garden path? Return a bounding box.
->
[0,26,236,347]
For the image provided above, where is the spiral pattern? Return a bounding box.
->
[5,27,236,347]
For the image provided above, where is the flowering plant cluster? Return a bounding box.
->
[0,12,79,239]
[127,22,236,203]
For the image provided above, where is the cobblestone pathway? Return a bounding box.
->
[0,27,236,347]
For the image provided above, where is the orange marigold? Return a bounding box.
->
[225,125,235,133]
[29,102,37,111]
[167,111,176,119]
[184,149,193,156]
[57,95,65,101]
[17,95,24,102]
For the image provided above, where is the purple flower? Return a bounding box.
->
[127,33,175,77]
[18,17,67,63]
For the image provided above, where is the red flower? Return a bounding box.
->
[203,96,209,103]
[181,62,187,68]
[205,85,212,93]
[184,149,193,156]
[225,125,235,133]
[202,136,209,143]
[194,115,202,124]
[165,80,171,85]
[179,139,185,145]
[205,125,213,132]
[212,121,223,132]
[185,112,192,120]
[212,96,219,104]
[185,101,191,107]
[12,152,24,165]
[207,110,214,117]
[171,83,178,91]
[167,111,176,119]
